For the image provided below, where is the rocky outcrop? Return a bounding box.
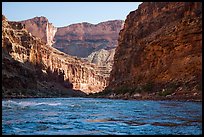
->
[102,2,202,101]
[82,48,115,77]
[19,16,57,46]
[53,20,124,57]
[85,48,115,67]
[2,15,108,97]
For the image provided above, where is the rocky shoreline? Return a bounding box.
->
[3,94,202,102]
[89,96,202,102]
[88,90,202,102]
[3,89,202,102]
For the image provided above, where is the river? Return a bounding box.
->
[2,97,202,135]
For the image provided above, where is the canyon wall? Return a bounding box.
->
[17,17,124,86]
[53,20,124,57]
[104,2,202,100]
[19,17,124,58]
[19,16,57,46]
[2,15,108,96]
[2,15,81,98]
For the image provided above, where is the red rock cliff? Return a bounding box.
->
[19,16,57,46]
[106,2,202,100]
[18,18,124,81]
[2,15,107,95]
[53,20,124,57]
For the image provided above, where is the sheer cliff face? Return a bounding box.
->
[2,16,107,95]
[19,18,124,58]
[53,20,124,57]
[19,16,57,46]
[107,2,202,98]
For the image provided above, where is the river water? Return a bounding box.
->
[2,97,202,135]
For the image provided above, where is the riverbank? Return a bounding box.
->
[92,96,202,102]
[2,89,202,102]
[88,90,202,102]
[3,93,202,102]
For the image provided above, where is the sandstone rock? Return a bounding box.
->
[133,93,141,97]
[82,48,116,77]
[106,2,202,100]
[19,16,57,46]
[85,48,115,66]
[53,20,124,57]
[19,18,124,58]
[2,16,108,96]
[17,18,123,84]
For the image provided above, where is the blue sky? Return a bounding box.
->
[2,2,142,27]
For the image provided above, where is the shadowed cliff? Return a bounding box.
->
[2,15,107,97]
[91,2,202,101]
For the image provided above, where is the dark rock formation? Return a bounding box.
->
[2,15,108,98]
[2,16,83,98]
[53,20,124,58]
[102,2,202,101]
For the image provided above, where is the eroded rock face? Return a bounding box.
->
[19,18,124,58]
[19,16,57,46]
[83,48,115,77]
[106,2,202,100]
[2,15,107,95]
[2,15,76,98]
[18,18,124,81]
[53,20,124,57]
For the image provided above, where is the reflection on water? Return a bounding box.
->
[2,98,202,135]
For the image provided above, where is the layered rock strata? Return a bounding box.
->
[83,48,115,76]
[102,2,202,101]
[18,17,124,84]
[53,20,124,57]
[2,15,107,97]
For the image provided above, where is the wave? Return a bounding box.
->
[69,104,81,108]
[2,100,62,109]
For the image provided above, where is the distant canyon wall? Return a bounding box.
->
[53,20,124,57]
[19,17,124,58]
[18,17,124,83]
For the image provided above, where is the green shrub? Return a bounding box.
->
[142,82,154,93]
[116,86,129,94]
[166,83,179,93]
[131,86,142,94]
[197,82,202,92]
[90,89,112,96]
[158,82,179,96]
[158,90,172,96]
